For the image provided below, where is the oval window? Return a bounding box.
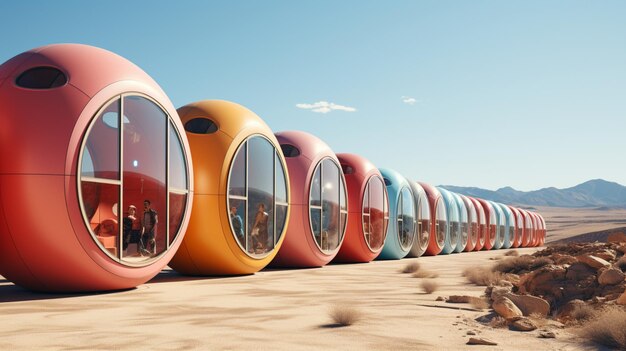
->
[184,118,218,134]
[280,144,300,158]
[16,66,67,89]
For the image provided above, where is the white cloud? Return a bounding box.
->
[401,96,418,105]
[296,101,356,114]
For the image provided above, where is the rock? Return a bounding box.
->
[435,296,446,301]
[490,286,513,301]
[448,295,472,303]
[467,337,497,346]
[593,249,617,262]
[598,268,626,285]
[510,317,538,331]
[577,255,611,270]
[553,254,577,265]
[493,297,523,319]
[617,245,626,254]
[467,330,476,335]
[504,293,550,317]
[608,232,626,243]
[555,299,585,323]
[566,262,596,281]
[617,291,626,305]
[523,265,567,297]
[539,331,556,338]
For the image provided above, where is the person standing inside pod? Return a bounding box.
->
[123,205,142,256]
[251,203,269,253]
[141,200,158,256]
[230,206,244,242]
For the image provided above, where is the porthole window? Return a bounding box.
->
[184,118,218,134]
[78,94,190,266]
[362,175,389,251]
[280,144,300,157]
[15,66,67,89]
[396,187,416,251]
[341,165,354,174]
[227,135,289,258]
[309,158,348,253]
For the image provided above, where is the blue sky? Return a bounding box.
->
[1,1,625,191]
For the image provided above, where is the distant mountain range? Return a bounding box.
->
[440,179,626,208]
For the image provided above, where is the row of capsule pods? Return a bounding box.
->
[0,44,545,293]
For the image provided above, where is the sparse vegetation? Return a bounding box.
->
[412,270,439,279]
[488,316,508,328]
[492,255,552,273]
[569,304,598,324]
[579,306,626,349]
[401,262,421,274]
[462,267,505,286]
[328,305,363,327]
[421,279,440,294]
[504,250,519,257]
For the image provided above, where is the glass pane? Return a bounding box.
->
[168,192,187,245]
[247,136,275,255]
[275,152,287,204]
[435,199,447,247]
[122,96,167,261]
[362,184,370,245]
[81,99,120,180]
[310,207,322,245]
[229,141,247,197]
[398,187,415,250]
[340,174,347,211]
[321,159,340,251]
[169,122,188,190]
[81,181,120,258]
[229,198,247,248]
[366,176,386,251]
[310,164,321,207]
[275,204,287,245]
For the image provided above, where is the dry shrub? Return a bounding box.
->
[462,267,505,286]
[412,270,438,279]
[328,305,362,327]
[401,262,421,274]
[488,315,508,328]
[579,306,626,349]
[421,279,440,294]
[493,255,552,273]
[469,297,490,310]
[570,304,598,324]
[615,256,626,272]
[528,312,548,328]
[504,250,519,257]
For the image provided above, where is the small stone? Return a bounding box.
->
[467,331,476,335]
[510,317,538,332]
[598,268,626,285]
[436,296,446,301]
[448,295,472,303]
[577,255,611,270]
[493,297,523,319]
[539,331,556,338]
[467,337,498,346]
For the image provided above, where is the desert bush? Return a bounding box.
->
[420,279,440,294]
[579,306,626,349]
[570,304,598,324]
[412,270,439,279]
[328,305,362,327]
[615,256,626,272]
[462,267,505,286]
[401,262,421,274]
[493,255,552,273]
[488,316,508,328]
[528,312,548,328]
[469,297,490,310]
[504,250,519,257]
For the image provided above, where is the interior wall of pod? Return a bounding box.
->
[169,100,290,275]
[270,131,347,268]
[407,182,431,258]
[418,182,446,256]
[377,169,416,260]
[0,44,193,292]
[332,153,389,263]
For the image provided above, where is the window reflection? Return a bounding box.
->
[362,176,388,251]
[397,187,415,251]
[417,190,431,251]
[435,199,447,247]
[309,158,345,253]
[227,136,288,257]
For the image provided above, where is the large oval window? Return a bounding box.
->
[396,187,416,251]
[78,95,190,266]
[362,175,389,251]
[227,135,289,258]
[309,158,348,253]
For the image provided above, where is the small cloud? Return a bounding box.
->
[296,101,356,114]
[401,96,418,105]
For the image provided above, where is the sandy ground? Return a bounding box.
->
[0,248,586,351]
[536,205,626,243]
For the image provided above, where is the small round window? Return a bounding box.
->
[227,135,289,258]
[396,187,416,251]
[78,94,190,266]
[361,175,389,251]
[184,118,218,134]
[309,158,348,254]
[16,66,67,89]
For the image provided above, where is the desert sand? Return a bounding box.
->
[537,205,626,243]
[0,206,618,350]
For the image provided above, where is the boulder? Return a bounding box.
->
[490,286,513,301]
[598,268,625,286]
[467,337,497,346]
[565,262,596,281]
[608,232,626,243]
[553,254,577,265]
[504,293,550,317]
[617,291,626,305]
[577,255,611,270]
[493,296,523,320]
[509,317,538,331]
